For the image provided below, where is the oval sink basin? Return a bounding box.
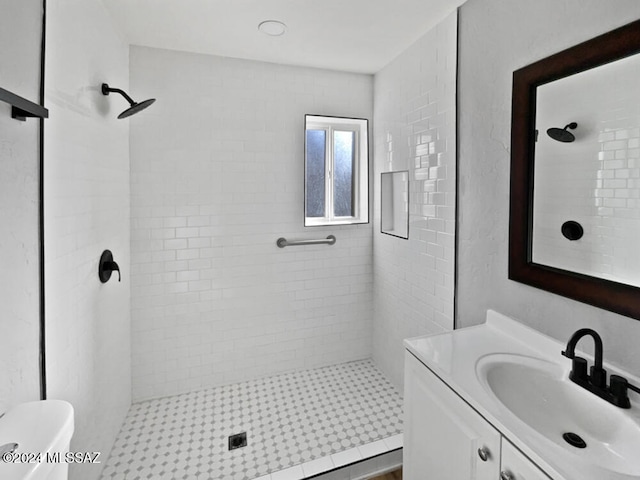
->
[476,354,640,477]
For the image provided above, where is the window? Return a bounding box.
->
[304,115,369,226]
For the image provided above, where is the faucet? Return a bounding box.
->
[562,328,640,408]
[562,329,606,387]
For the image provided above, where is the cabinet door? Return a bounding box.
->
[404,352,501,480]
[501,439,552,480]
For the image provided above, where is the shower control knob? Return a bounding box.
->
[477,447,490,462]
[99,249,121,283]
[500,471,514,480]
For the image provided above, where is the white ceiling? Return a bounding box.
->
[102,0,465,74]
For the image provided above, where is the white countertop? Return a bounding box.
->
[404,310,640,480]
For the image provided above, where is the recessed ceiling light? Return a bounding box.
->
[258,20,287,37]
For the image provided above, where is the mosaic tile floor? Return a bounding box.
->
[100,360,403,480]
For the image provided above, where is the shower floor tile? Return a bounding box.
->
[100,359,403,480]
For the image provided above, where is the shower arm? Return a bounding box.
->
[101,84,135,106]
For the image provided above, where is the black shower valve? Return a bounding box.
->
[561,220,584,241]
[99,249,121,283]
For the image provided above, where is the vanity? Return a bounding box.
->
[403,310,640,480]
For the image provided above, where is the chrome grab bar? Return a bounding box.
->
[276,235,336,248]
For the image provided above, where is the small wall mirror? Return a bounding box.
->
[381,171,409,239]
[509,19,640,320]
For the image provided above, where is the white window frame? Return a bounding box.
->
[304,115,369,226]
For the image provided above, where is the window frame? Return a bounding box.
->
[304,114,369,227]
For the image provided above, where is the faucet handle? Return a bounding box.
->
[566,356,588,383]
[610,375,632,408]
[610,374,640,406]
[107,261,121,282]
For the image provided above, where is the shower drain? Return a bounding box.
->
[228,432,247,450]
[562,432,587,449]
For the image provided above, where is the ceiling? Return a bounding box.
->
[102,0,465,74]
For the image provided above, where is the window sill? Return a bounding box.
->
[304,218,369,227]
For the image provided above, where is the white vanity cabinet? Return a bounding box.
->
[404,352,552,480]
[501,439,551,480]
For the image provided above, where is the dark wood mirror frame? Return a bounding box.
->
[509,19,640,320]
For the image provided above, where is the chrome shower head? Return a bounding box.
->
[547,122,578,143]
[101,83,155,119]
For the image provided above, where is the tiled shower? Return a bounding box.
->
[39,1,457,479]
[101,361,403,480]
[128,46,375,401]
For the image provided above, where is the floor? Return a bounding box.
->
[100,360,403,480]
[370,469,402,480]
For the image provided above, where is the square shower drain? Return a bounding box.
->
[228,432,247,450]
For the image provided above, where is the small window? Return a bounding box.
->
[304,115,369,226]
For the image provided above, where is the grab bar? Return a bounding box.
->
[276,235,336,248]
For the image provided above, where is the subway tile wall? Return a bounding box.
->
[372,12,458,389]
[130,47,374,401]
[533,53,640,287]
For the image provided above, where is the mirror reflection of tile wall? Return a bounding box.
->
[533,53,640,287]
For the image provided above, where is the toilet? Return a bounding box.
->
[0,400,74,480]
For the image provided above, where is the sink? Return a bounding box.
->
[0,400,74,480]
[476,353,640,477]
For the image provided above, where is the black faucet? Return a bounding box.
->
[562,328,640,408]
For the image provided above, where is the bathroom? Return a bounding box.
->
[2,0,640,479]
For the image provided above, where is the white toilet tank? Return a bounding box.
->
[0,400,74,480]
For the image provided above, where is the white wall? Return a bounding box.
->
[457,0,640,372]
[0,0,43,414]
[129,46,374,401]
[44,1,131,479]
[372,12,457,389]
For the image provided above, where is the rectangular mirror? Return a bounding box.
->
[509,19,640,320]
[381,171,409,239]
[533,53,640,287]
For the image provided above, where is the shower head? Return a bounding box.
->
[101,83,155,119]
[547,122,578,143]
[117,98,156,119]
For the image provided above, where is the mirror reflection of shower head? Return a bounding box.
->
[101,83,156,119]
[547,122,578,143]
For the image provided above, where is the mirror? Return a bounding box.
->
[509,19,640,320]
[533,53,640,287]
[381,171,409,239]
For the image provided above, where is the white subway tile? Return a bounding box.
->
[131,46,374,400]
[372,12,457,390]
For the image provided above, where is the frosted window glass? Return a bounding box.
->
[306,130,326,218]
[333,130,355,217]
[304,114,368,226]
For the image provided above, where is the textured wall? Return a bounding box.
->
[0,0,43,414]
[372,12,457,389]
[129,46,374,401]
[457,0,640,372]
[44,0,131,478]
